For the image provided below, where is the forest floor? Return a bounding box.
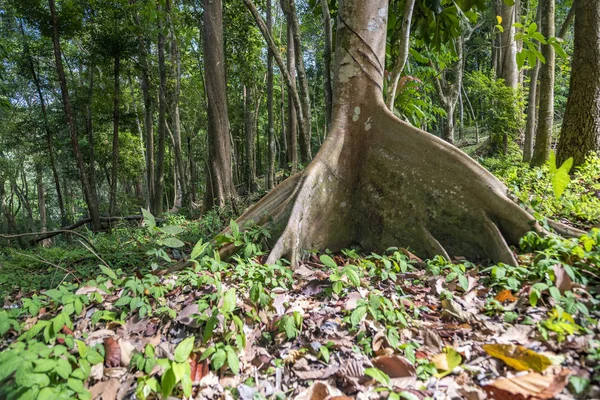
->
[1,150,600,400]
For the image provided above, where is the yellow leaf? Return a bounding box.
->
[496,15,503,25]
[432,347,462,378]
[483,344,552,372]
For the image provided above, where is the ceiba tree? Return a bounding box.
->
[223,0,582,266]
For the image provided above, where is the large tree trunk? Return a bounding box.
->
[219,0,575,267]
[320,0,333,126]
[556,0,600,167]
[203,0,236,210]
[386,0,416,112]
[530,0,555,167]
[36,167,49,247]
[244,86,257,191]
[109,54,120,216]
[48,0,101,232]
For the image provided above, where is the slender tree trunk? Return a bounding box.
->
[48,0,101,231]
[168,11,191,210]
[203,0,237,210]
[386,0,416,111]
[282,0,312,163]
[523,3,542,163]
[267,0,276,189]
[244,85,257,191]
[556,0,600,167]
[530,0,555,167]
[280,79,288,168]
[286,24,299,173]
[109,54,120,216]
[21,23,67,226]
[155,1,168,215]
[36,167,49,246]
[320,0,333,126]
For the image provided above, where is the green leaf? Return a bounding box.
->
[220,288,236,315]
[283,316,298,339]
[350,305,367,327]
[141,208,156,229]
[569,376,590,395]
[174,336,195,363]
[226,346,240,374]
[161,368,177,398]
[160,237,185,248]
[37,387,58,400]
[86,350,104,365]
[160,225,184,235]
[172,362,187,382]
[343,266,361,287]
[203,316,218,343]
[99,265,117,280]
[33,359,56,373]
[181,373,193,397]
[67,378,85,393]
[212,348,227,371]
[76,340,89,358]
[55,358,73,380]
[364,367,391,388]
[319,346,330,363]
[320,254,338,269]
[190,240,210,260]
[550,154,573,199]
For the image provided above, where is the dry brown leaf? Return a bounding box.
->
[101,378,120,400]
[483,344,552,372]
[372,355,416,378]
[553,264,575,293]
[293,381,343,400]
[495,289,518,303]
[483,369,571,399]
[293,364,339,380]
[104,337,121,368]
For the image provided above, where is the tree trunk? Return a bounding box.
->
[155,1,168,215]
[556,0,600,167]
[218,0,571,268]
[281,0,312,163]
[386,0,416,111]
[498,1,519,88]
[134,10,156,211]
[523,3,542,163]
[21,22,67,227]
[48,0,101,232]
[530,0,555,167]
[244,85,257,191]
[169,11,191,210]
[109,54,120,216]
[286,24,299,173]
[203,0,236,210]
[320,0,333,126]
[36,167,49,247]
[267,0,276,189]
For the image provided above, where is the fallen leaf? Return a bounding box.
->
[496,325,534,344]
[372,355,416,378]
[293,364,339,380]
[294,381,343,400]
[421,328,444,353]
[344,291,362,311]
[495,289,518,303]
[483,344,552,372]
[553,264,574,293]
[441,299,477,323]
[104,337,121,368]
[483,369,571,399]
[432,347,462,377]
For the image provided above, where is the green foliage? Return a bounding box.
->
[465,71,524,154]
[482,151,600,228]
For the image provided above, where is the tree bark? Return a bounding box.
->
[48,0,101,232]
[281,0,312,163]
[21,22,67,227]
[286,24,299,173]
[498,1,519,88]
[155,1,168,215]
[556,0,600,167]
[109,54,120,216]
[36,167,49,246]
[203,0,236,210]
[386,0,416,111]
[530,0,555,167]
[320,0,333,126]
[267,0,276,189]
[523,3,542,163]
[217,0,574,268]
[244,85,257,191]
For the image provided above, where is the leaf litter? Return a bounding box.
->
[1,229,600,399]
